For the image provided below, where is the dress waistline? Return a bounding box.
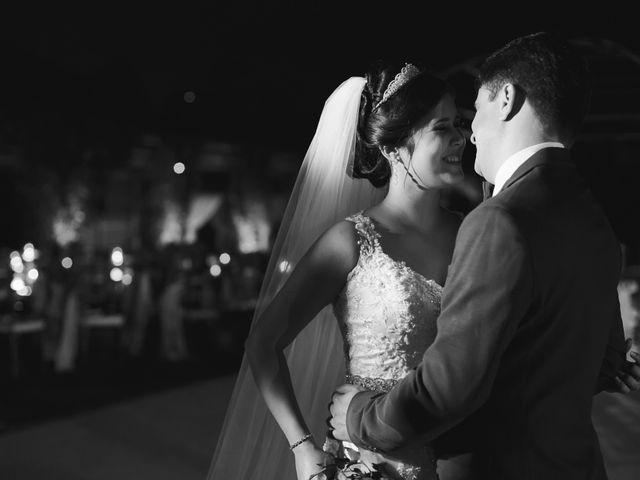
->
[345,374,398,393]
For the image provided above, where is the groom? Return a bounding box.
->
[329,32,639,478]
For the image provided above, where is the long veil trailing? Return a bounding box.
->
[206,76,387,479]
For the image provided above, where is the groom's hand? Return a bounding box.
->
[329,384,364,442]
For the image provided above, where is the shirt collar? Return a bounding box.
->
[492,142,565,196]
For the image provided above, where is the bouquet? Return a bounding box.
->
[310,435,392,480]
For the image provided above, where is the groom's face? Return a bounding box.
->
[471,86,501,182]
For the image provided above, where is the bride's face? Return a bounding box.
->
[397,94,466,189]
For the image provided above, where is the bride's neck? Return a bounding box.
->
[375,184,442,233]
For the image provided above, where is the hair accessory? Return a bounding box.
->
[290,433,313,451]
[373,63,421,110]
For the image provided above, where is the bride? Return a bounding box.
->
[207,61,466,480]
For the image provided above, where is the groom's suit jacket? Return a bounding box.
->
[346,147,627,479]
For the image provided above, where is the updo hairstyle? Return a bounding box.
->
[353,61,452,187]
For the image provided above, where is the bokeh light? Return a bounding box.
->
[279,260,291,273]
[111,247,124,266]
[110,267,124,282]
[173,162,186,175]
[183,91,196,103]
[10,256,24,273]
[22,243,36,262]
[17,286,32,297]
[10,277,25,291]
[27,268,39,281]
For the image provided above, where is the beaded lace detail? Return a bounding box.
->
[331,212,442,480]
[335,212,441,384]
[345,373,398,393]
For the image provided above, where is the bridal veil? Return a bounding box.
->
[206,76,386,479]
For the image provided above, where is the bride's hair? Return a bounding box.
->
[354,60,453,187]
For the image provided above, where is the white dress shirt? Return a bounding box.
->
[492,142,565,197]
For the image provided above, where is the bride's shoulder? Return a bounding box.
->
[309,218,361,269]
[324,218,361,251]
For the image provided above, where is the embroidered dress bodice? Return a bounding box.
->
[334,212,441,387]
[330,212,443,480]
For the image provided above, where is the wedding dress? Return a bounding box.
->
[330,211,442,480]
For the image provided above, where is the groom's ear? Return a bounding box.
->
[498,83,524,121]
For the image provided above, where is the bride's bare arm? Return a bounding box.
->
[245,220,358,457]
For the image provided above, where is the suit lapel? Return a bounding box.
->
[500,147,572,193]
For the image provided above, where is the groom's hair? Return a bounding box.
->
[477,31,592,143]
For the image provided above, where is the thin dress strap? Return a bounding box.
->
[345,211,381,258]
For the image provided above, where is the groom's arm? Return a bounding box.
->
[345,205,533,452]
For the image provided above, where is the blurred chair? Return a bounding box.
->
[124,269,153,357]
[0,313,46,377]
[159,278,188,362]
[79,308,126,364]
[181,271,222,360]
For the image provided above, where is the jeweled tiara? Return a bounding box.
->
[373,63,421,110]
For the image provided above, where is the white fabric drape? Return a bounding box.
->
[207,77,387,479]
[184,194,223,244]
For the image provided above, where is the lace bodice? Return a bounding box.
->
[330,212,442,480]
[334,212,441,388]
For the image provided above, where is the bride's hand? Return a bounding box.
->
[293,441,328,480]
[606,339,640,394]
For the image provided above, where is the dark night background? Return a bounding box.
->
[1,4,640,248]
[2,4,639,145]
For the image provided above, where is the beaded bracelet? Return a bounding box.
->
[289,433,313,451]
